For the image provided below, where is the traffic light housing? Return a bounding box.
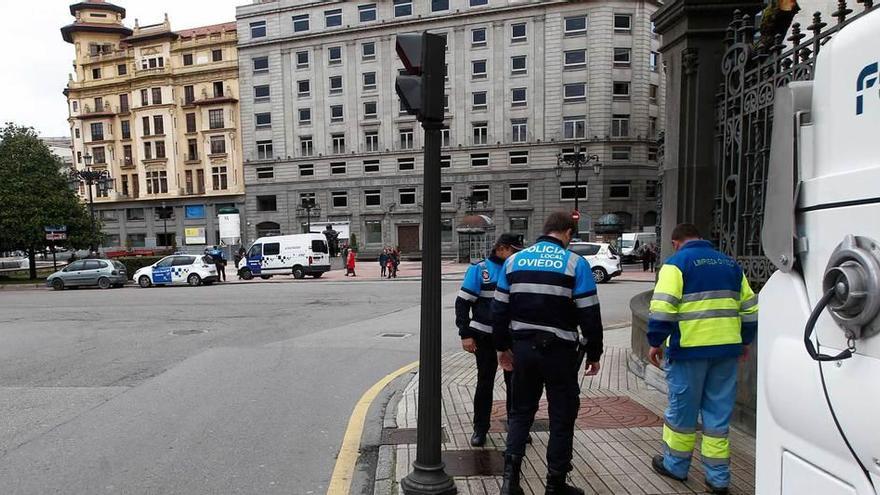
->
[396,33,446,124]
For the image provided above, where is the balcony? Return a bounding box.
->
[184,153,201,164]
[76,103,116,120]
[121,157,135,169]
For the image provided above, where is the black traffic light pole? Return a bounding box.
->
[396,32,457,495]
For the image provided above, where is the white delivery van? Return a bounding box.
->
[617,232,656,262]
[238,233,331,280]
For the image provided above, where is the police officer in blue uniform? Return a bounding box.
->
[456,233,524,447]
[493,212,604,495]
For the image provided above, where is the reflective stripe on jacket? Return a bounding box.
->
[455,256,503,338]
[648,240,758,359]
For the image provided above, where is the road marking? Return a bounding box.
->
[326,360,419,495]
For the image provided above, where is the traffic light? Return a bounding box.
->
[395,32,446,124]
[572,210,581,221]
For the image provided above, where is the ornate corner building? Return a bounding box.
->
[62,0,245,250]
[235,0,665,255]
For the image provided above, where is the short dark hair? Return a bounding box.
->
[671,223,702,241]
[543,211,578,235]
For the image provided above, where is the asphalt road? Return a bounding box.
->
[0,275,649,494]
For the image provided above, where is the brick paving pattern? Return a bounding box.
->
[384,327,756,494]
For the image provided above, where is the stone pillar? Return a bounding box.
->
[652,0,762,256]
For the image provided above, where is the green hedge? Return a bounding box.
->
[116,256,163,280]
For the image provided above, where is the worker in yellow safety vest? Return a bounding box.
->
[647,223,758,495]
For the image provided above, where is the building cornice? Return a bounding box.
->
[69,1,126,17]
[61,23,132,43]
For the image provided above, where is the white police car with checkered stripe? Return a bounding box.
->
[133,255,219,288]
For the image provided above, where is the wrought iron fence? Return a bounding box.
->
[713,0,877,288]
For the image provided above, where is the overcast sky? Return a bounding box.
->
[0,0,243,138]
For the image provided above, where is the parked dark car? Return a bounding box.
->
[46,259,127,290]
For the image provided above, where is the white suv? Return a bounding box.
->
[569,242,622,283]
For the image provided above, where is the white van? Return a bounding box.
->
[238,234,330,280]
[617,232,656,262]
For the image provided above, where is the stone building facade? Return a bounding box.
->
[62,0,245,251]
[236,0,664,255]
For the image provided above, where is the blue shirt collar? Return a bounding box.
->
[679,239,713,250]
[537,235,565,248]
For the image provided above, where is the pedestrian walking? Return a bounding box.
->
[345,248,357,277]
[379,249,388,278]
[640,243,651,272]
[455,233,524,447]
[209,245,227,282]
[492,211,604,495]
[647,223,758,495]
[646,242,657,272]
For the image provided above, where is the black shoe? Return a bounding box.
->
[705,479,729,495]
[651,455,687,482]
[544,471,584,495]
[470,430,487,447]
[501,454,525,495]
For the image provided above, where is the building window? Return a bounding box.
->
[614,14,632,32]
[509,216,528,237]
[472,28,487,47]
[612,146,631,160]
[296,51,309,68]
[473,123,488,145]
[648,146,659,162]
[560,182,587,201]
[364,189,382,207]
[254,85,270,102]
[299,108,312,125]
[432,0,449,12]
[142,116,151,136]
[151,87,162,105]
[325,9,342,28]
[614,48,631,67]
[650,84,659,103]
[363,72,377,90]
[146,171,168,195]
[211,81,224,98]
[359,4,377,23]
[140,88,149,106]
[509,150,529,166]
[254,56,269,73]
[650,51,660,72]
[509,183,529,202]
[330,105,344,123]
[186,139,197,161]
[329,75,343,95]
[153,115,164,135]
[257,195,277,212]
[398,157,415,170]
[183,85,195,104]
[115,62,128,76]
[440,186,452,204]
[293,14,310,32]
[511,119,528,143]
[394,0,412,17]
[511,55,527,75]
[360,219,380,243]
[92,146,106,164]
[472,60,487,79]
[441,128,452,147]
[297,80,310,97]
[471,153,489,167]
[210,135,227,154]
[332,133,346,154]
[440,155,451,168]
[155,140,166,158]
[613,81,631,100]
[92,68,102,80]
[399,129,414,150]
[365,131,379,152]
[470,0,488,6]
[563,116,587,139]
[209,109,225,129]
[364,159,380,173]
[212,166,228,190]
[257,140,273,160]
[646,180,659,199]
[609,180,631,199]
[564,50,587,69]
[251,21,266,38]
[472,91,487,110]
[299,163,314,176]
[121,120,130,140]
[565,16,587,34]
[186,113,196,133]
[90,122,104,141]
[511,88,527,107]
[119,93,129,112]
[471,185,490,203]
[360,43,376,62]
[612,114,630,137]
[511,23,527,42]
[212,49,223,62]
[331,162,346,175]
[364,101,377,118]
[301,137,313,156]
[564,83,587,102]
[331,191,348,208]
[399,188,417,205]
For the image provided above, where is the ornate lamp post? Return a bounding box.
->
[556,146,601,239]
[295,198,321,233]
[68,153,113,253]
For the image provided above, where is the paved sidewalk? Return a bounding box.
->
[379,327,756,494]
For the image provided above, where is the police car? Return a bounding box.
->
[133,254,218,288]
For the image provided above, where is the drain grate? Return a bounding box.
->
[170,329,207,336]
[378,332,412,339]
[442,450,504,477]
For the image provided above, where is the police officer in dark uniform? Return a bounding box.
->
[493,211,604,495]
[455,234,524,447]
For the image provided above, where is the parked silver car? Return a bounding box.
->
[46,259,127,290]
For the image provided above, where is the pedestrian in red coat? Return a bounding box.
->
[346,249,357,277]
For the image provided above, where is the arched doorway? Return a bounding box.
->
[256,221,281,238]
[643,211,658,227]
[612,211,633,231]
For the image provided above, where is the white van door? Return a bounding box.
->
[261,240,284,273]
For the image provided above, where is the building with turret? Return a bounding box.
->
[62,0,245,250]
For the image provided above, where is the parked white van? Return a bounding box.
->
[617,232,656,262]
[238,234,331,280]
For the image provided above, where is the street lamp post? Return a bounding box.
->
[68,153,113,253]
[161,201,169,247]
[556,146,601,240]
[296,199,321,233]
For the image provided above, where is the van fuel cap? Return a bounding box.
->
[822,235,880,340]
